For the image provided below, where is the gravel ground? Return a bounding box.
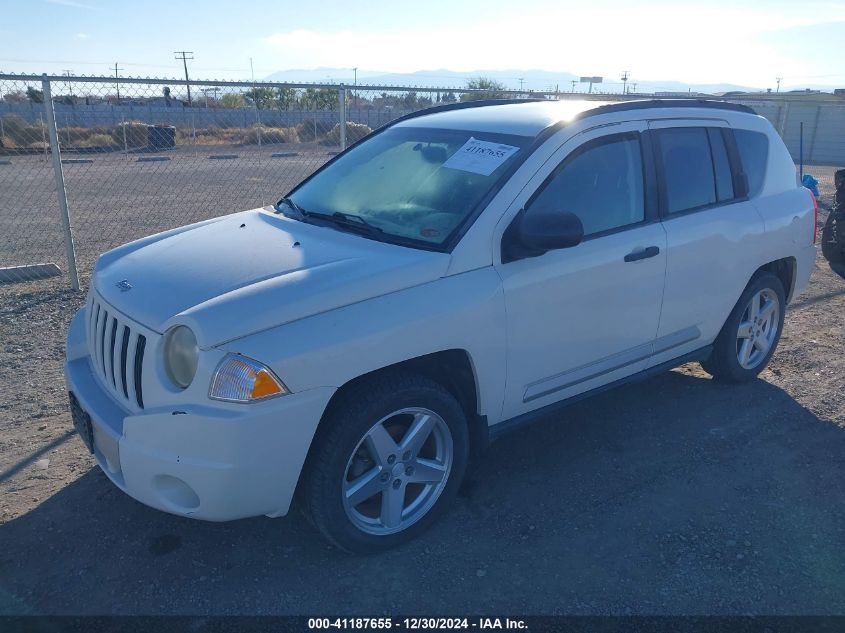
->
[0,166,843,616]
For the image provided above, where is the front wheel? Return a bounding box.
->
[300,371,469,554]
[701,271,786,383]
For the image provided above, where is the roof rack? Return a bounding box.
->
[387,98,547,127]
[391,97,756,129]
[572,99,757,119]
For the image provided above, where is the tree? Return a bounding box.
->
[2,90,27,103]
[244,87,276,109]
[298,88,314,109]
[221,93,246,109]
[440,91,457,103]
[275,87,297,111]
[26,87,44,103]
[314,88,338,110]
[460,77,507,102]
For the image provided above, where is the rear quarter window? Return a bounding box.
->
[734,129,769,197]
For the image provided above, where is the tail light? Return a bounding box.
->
[806,187,819,244]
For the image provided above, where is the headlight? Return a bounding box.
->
[163,325,198,389]
[209,354,288,403]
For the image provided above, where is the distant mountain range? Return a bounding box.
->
[264,67,842,95]
[263,67,769,95]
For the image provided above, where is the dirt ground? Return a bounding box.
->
[0,166,843,616]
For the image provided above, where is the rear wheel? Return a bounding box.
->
[701,271,785,383]
[301,371,469,553]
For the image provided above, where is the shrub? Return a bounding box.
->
[78,133,116,148]
[241,126,300,145]
[191,126,237,145]
[59,127,94,145]
[296,118,334,142]
[321,122,373,146]
[221,93,246,109]
[1,114,29,146]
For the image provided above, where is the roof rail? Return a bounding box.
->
[387,97,548,127]
[572,99,757,119]
[389,97,756,130]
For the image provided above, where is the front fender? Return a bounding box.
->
[220,267,508,424]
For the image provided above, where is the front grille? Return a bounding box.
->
[87,295,146,410]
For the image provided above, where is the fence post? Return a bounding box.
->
[42,77,80,291]
[39,114,48,160]
[777,102,789,138]
[339,85,347,150]
[807,105,822,164]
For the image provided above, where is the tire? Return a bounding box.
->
[700,271,786,383]
[300,370,469,554]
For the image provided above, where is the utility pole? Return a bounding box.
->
[62,69,74,99]
[353,67,357,101]
[174,51,194,105]
[570,79,576,93]
[249,57,261,127]
[776,77,782,93]
[621,70,630,95]
[518,77,525,94]
[113,62,123,104]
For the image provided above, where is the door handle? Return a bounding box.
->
[624,246,660,262]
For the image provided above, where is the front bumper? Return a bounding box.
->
[64,308,335,521]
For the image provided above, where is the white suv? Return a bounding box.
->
[65,99,817,553]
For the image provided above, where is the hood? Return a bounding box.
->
[94,208,450,347]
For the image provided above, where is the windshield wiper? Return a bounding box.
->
[307,211,384,235]
[276,196,306,218]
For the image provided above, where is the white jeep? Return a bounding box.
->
[65,99,817,553]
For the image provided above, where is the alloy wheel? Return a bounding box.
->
[736,288,780,370]
[341,407,453,535]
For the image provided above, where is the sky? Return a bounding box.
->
[1,0,845,91]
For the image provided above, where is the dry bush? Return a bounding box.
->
[0,114,30,146]
[321,122,373,146]
[192,125,238,145]
[78,133,116,148]
[241,126,300,145]
[296,118,334,142]
[59,127,104,145]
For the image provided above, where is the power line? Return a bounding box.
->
[174,51,194,105]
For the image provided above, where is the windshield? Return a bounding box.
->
[285,126,530,248]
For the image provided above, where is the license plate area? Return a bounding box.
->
[69,391,94,454]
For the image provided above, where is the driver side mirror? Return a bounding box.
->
[502,209,584,263]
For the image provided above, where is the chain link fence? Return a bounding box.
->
[1,73,843,290]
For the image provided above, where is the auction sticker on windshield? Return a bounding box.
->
[442,137,520,176]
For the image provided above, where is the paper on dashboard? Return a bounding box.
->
[442,137,520,176]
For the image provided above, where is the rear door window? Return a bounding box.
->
[655,127,717,214]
